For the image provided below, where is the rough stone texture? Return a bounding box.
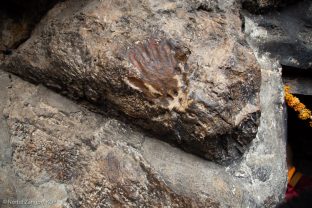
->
[0,13,29,54]
[0,59,286,207]
[0,0,292,207]
[0,0,60,56]
[283,69,312,96]
[243,0,312,69]
[2,0,262,164]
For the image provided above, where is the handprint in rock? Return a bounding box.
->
[126,38,191,109]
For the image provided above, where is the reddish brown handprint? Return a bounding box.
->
[126,38,192,111]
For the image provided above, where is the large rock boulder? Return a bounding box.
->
[0,0,292,206]
[2,0,261,164]
[0,61,286,207]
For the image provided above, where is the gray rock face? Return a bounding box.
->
[0,71,220,208]
[2,0,261,164]
[243,0,312,69]
[0,61,286,207]
[0,0,290,207]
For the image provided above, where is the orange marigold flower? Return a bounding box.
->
[288,97,300,108]
[285,85,312,127]
[294,103,306,112]
[285,94,293,102]
[298,109,312,120]
[284,86,291,93]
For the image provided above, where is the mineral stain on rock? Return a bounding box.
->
[126,38,192,112]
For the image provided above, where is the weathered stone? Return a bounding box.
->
[0,71,224,207]
[2,0,261,164]
[243,0,312,69]
[0,71,11,167]
[0,64,286,207]
[283,68,312,96]
[0,0,60,53]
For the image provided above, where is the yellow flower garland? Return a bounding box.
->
[284,86,312,127]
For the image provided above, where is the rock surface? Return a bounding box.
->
[2,0,262,164]
[0,0,60,53]
[243,0,312,69]
[0,0,291,207]
[0,60,286,207]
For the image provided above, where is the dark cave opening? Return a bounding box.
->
[280,65,312,208]
[287,94,312,176]
[0,0,61,52]
[283,66,312,176]
[0,0,62,22]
